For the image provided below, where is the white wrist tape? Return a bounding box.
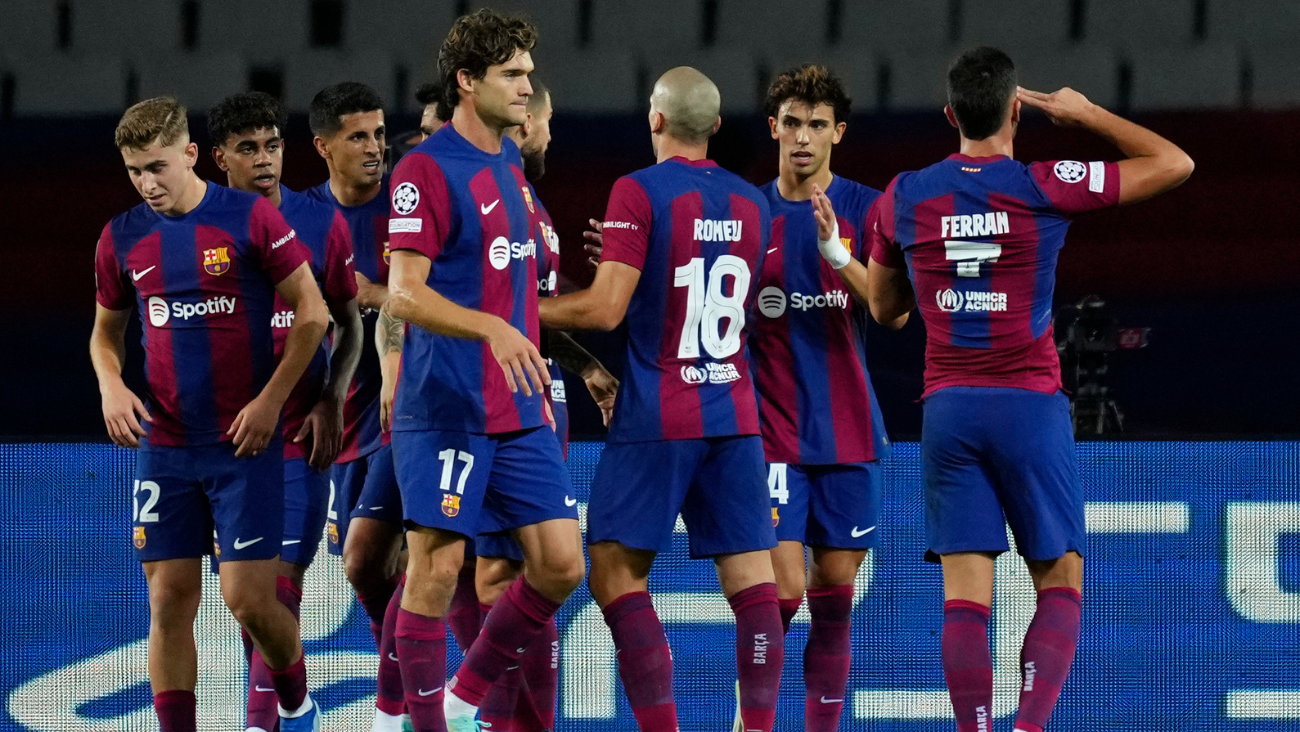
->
[818,222,851,269]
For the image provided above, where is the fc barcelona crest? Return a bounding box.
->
[328,522,340,545]
[839,236,854,257]
[522,186,535,214]
[771,507,780,528]
[442,493,461,518]
[383,241,391,266]
[203,247,231,276]
[133,526,146,549]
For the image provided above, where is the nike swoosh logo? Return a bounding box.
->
[850,526,876,538]
[281,539,301,546]
[506,665,520,670]
[369,506,384,510]
[232,537,264,550]
[820,696,843,704]
[767,247,778,254]
[564,496,577,507]
[132,266,156,281]
[480,199,500,215]
[388,652,400,662]
[254,685,274,693]
[417,687,442,697]
[516,647,527,654]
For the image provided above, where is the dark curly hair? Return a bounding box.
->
[207,91,287,147]
[764,64,851,124]
[414,82,453,122]
[438,8,538,111]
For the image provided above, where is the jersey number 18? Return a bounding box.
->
[673,255,750,360]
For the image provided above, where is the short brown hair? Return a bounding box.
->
[115,97,189,150]
[764,64,851,124]
[438,9,537,111]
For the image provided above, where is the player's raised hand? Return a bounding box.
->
[101,380,151,448]
[583,218,604,268]
[812,184,851,270]
[486,318,551,397]
[298,397,343,471]
[583,366,619,427]
[1017,86,1097,127]
[229,394,281,458]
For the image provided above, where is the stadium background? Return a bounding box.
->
[1,0,1298,729]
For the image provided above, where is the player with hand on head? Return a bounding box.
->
[865,47,1193,732]
[539,67,783,732]
[383,10,585,732]
[89,97,329,732]
[304,82,409,732]
[742,63,900,732]
[208,90,363,732]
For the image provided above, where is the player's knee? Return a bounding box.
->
[148,580,200,622]
[534,551,586,594]
[408,550,462,595]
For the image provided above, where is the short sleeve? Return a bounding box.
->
[250,196,310,284]
[599,177,653,271]
[1030,160,1121,215]
[867,182,905,268]
[94,222,132,309]
[388,152,452,259]
[322,210,359,306]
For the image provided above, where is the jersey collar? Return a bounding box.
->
[666,156,718,168]
[948,153,1011,164]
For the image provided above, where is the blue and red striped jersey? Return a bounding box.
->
[94,182,310,447]
[387,124,545,434]
[533,195,569,456]
[305,177,389,462]
[599,157,770,443]
[752,176,889,465]
[869,154,1120,396]
[273,187,358,460]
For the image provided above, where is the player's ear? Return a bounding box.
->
[833,120,847,144]
[457,68,476,97]
[943,104,960,131]
[767,116,779,139]
[312,135,330,161]
[1010,97,1021,126]
[183,140,198,167]
[712,116,722,135]
[211,146,228,172]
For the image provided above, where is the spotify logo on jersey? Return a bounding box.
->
[489,237,512,270]
[488,236,538,270]
[148,296,169,326]
[757,287,787,318]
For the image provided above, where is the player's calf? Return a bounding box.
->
[718,551,783,732]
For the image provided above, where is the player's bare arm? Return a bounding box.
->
[538,260,641,332]
[1017,87,1194,204]
[376,298,404,431]
[866,258,916,327]
[89,304,152,448]
[549,330,619,426]
[353,271,388,311]
[229,263,329,457]
[388,249,550,397]
[297,295,361,470]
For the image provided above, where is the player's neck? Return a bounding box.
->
[232,176,283,208]
[959,131,1014,160]
[776,163,833,202]
[452,103,507,155]
[163,174,208,216]
[655,136,709,165]
[329,174,380,207]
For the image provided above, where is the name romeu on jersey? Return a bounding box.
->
[598,156,771,442]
